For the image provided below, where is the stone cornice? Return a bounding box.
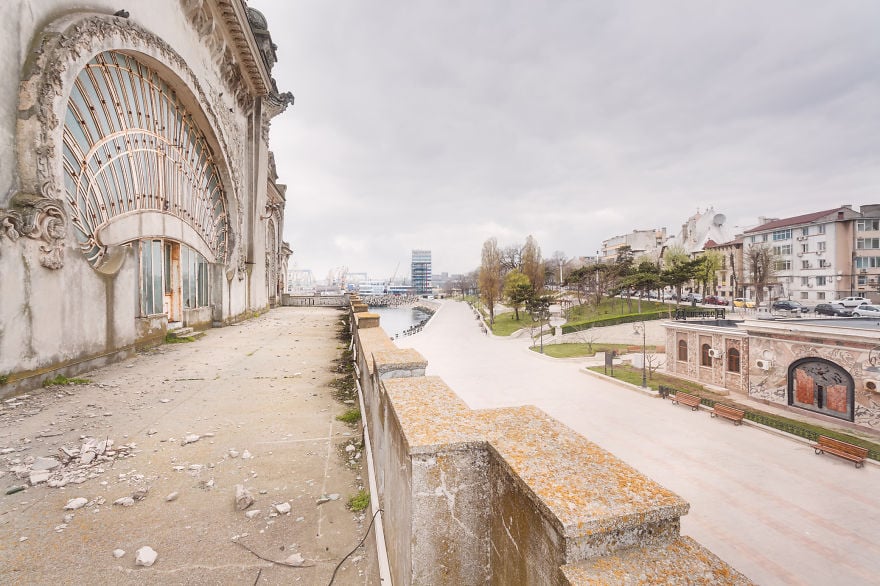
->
[213,0,272,96]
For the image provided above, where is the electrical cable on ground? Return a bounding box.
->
[327,507,383,586]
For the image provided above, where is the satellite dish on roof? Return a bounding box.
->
[712,213,726,226]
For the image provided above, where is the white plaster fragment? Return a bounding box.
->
[64,497,88,510]
[135,546,158,567]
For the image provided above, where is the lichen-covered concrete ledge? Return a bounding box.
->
[561,536,752,585]
[351,308,751,585]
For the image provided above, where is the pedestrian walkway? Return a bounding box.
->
[0,308,378,585]
[399,300,880,586]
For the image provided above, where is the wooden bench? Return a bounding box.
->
[670,391,701,411]
[812,435,868,468]
[710,404,745,425]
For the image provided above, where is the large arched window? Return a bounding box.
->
[62,51,229,267]
[677,339,688,361]
[727,348,741,372]
[700,343,712,366]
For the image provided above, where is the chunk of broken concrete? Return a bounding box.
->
[274,502,291,515]
[245,509,261,519]
[135,546,158,567]
[113,497,135,507]
[31,456,61,471]
[64,497,88,510]
[181,434,200,446]
[113,549,126,558]
[165,492,179,502]
[235,484,254,510]
[29,470,50,485]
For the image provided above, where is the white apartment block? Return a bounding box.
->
[742,205,880,304]
[600,228,667,262]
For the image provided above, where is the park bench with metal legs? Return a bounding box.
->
[812,435,868,468]
[711,404,745,425]
[670,391,701,411]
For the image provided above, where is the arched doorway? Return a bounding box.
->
[788,358,854,421]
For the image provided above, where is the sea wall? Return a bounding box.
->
[350,298,751,585]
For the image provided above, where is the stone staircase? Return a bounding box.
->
[167,323,202,340]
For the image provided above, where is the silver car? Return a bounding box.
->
[851,304,880,317]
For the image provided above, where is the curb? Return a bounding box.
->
[581,367,879,469]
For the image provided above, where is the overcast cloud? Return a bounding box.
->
[250,0,880,282]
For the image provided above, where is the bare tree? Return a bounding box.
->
[745,244,777,304]
[500,245,522,273]
[479,237,503,324]
[522,235,544,292]
[645,352,666,379]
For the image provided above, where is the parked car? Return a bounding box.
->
[714,296,729,306]
[686,293,704,303]
[851,304,880,317]
[733,298,756,308]
[835,296,870,308]
[704,295,718,305]
[815,303,852,317]
[772,300,810,313]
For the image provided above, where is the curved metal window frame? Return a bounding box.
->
[63,51,229,267]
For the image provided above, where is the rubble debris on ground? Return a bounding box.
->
[135,546,158,567]
[235,484,254,510]
[2,436,137,490]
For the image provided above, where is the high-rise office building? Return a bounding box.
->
[411,250,432,295]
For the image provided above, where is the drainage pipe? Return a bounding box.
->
[355,367,392,584]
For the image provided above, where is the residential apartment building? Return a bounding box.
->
[741,205,879,304]
[703,237,744,299]
[600,228,666,262]
[854,205,880,299]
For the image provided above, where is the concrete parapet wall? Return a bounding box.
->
[351,308,751,585]
[282,294,349,307]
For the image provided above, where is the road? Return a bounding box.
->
[398,300,880,586]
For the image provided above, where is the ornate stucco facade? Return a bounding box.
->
[0,1,292,394]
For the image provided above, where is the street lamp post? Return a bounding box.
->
[641,320,647,388]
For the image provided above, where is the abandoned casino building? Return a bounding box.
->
[0,1,293,394]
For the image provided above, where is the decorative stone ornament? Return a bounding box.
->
[0,192,67,269]
[13,12,245,270]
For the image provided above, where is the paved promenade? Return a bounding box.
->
[398,300,880,586]
[1,308,378,585]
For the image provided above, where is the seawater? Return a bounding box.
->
[368,306,432,338]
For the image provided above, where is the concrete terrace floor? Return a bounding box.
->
[398,300,880,586]
[0,307,379,585]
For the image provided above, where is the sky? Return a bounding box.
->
[250,0,879,283]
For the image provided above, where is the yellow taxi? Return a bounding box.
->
[733,298,756,308]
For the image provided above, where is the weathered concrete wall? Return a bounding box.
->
[352,306,752,585]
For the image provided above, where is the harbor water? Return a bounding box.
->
[368,305,433,338]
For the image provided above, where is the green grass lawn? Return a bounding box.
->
[590,365,880,458]
[489,311,539,336]
[563,297,675,333]
[567,297,672,321]
[533,343,658,358]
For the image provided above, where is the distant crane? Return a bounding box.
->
[385,262,400,294]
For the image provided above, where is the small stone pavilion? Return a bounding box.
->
[664,317,880,432]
